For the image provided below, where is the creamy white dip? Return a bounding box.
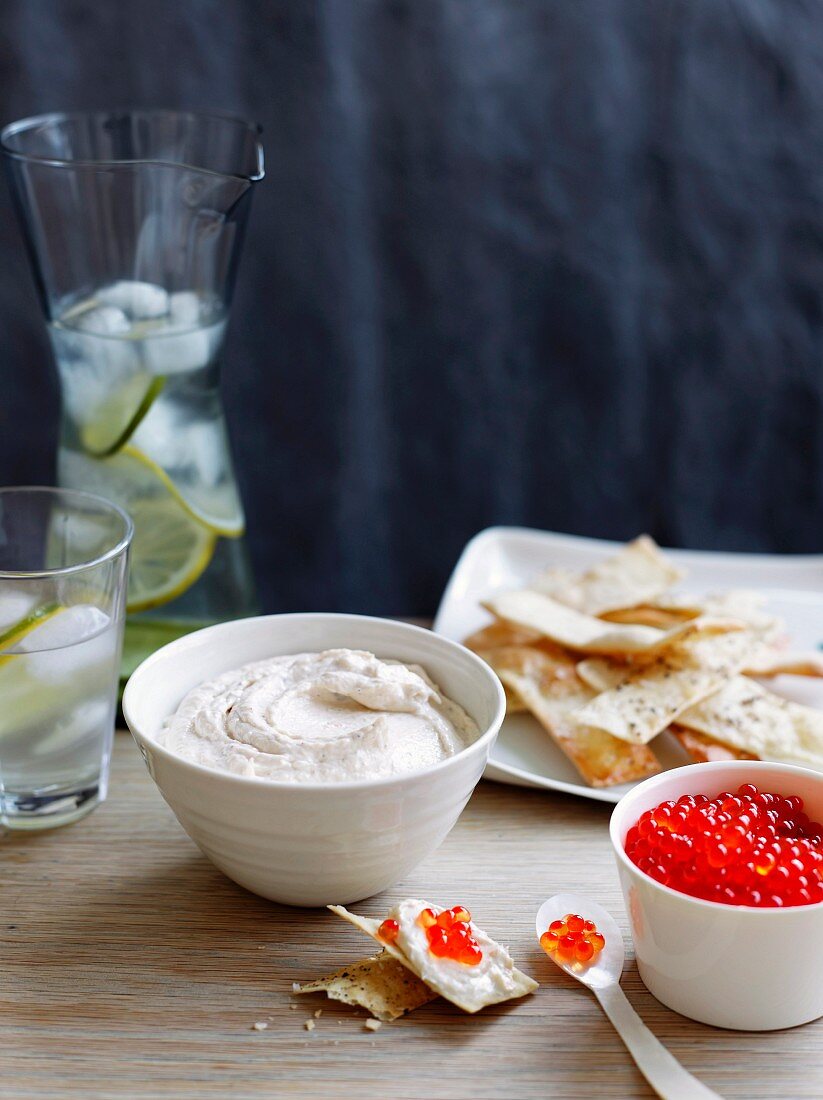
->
[159,649,478,782]
[388,898,537,1011]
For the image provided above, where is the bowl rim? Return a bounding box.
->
[123,611,507,793]
[610,759,823,916]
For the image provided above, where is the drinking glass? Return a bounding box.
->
[0,486,132,829]
[1,110,264,676]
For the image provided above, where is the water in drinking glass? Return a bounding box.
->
[0,596,121,827]
[0,487,130,830]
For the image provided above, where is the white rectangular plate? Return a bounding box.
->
[433,527,823,804]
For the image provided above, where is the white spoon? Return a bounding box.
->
[535,893,722,1100]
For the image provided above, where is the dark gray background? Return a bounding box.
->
[2,0,823,615]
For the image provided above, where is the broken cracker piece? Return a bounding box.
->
[571,630,763,745]
[529,566,577,597]
[464,622,563,714]
[463,620,544,651]
[503,689,528,714]
[484,590,664,654]
[600,606,690,629]
[531,535,684,616]
[483,590,741,658]
[637,591,783,642]
[295,952,436,1022]
[745,651,823,679]
[675,676,823,770]
[672,725,758,764]
[482,645,659,787]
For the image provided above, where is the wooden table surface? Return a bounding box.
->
[2,732,822,1100]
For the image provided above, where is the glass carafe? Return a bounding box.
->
[2,110,263,673]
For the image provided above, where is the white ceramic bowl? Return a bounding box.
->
[610,760,823,1030]
[123,613,505,907]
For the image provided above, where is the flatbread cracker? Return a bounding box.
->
[637,590,783,638]
[577,623,776,695]
[503,685,527,713]
[586,647,823,682]
[296,953,436,1021]
[464,621,573,664]
[643,590,767,618]
[600,606,690,629]
[672,725,758,764]
[463,620,544,652]
[328,904,537,1014]
[464,622,561,713]
[530,535,684,615]
[470,534,823,785]
[530,566,577,596]
[483,590,741,657]
[483,645,660,786]
[570,631,761,744]
[744,651,823,679]
[675,676,823,770]
[484,590,663,653]
[575,656,628,693]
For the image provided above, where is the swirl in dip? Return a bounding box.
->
[158,648,478,782]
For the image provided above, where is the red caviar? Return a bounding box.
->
[378,918,399,943]
[418,905,482,965]
[625,784,823,907]
[540,913,606,966]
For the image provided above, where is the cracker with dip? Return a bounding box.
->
[324,900,537,1014]
[466,536,823,786]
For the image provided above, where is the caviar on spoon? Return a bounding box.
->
[536,893,721,1100]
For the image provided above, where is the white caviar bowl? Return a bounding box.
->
[610,760,823,1031]
[123,613,506,907]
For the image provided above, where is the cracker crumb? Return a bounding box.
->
[289,1004,297,1010]
[314,1009,322,1018]
[251,1021,268,1031]
[364,1018,382,1031]
[304,1019,315,1032]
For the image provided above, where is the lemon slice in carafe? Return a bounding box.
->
[79,374,166,457]
[124,444,244,540]
[58,448,216,613]
[125,495,215,613]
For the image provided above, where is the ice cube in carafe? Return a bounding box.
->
[96,280,170,319]
[74,304,131,335]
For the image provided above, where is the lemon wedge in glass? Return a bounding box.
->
[0,603,61,663]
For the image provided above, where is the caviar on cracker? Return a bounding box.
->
[380,904,483,966]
